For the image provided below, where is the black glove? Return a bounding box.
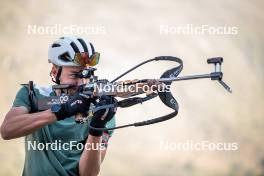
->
[52,93,92,120]
[89,96,117,136]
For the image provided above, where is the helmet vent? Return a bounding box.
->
[77,38,88,52]
[59,52,71,62]
[70,42,80,53]
[52,43,61,48]
[90,43,95,54]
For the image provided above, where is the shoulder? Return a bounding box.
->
[15,84,53,97]
[12,85,31,111]
[12,83,53,112]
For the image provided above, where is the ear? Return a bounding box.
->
[50,64,58,77]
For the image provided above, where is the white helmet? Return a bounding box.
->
[48,36,96,67]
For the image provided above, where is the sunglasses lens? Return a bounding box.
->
[74,52,100,66]
[88,52,100,66]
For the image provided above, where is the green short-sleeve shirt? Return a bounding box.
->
[12,85,116,176]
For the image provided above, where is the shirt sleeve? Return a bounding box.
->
[12,86,31,112]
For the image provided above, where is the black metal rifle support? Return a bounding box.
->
[158,57,232,93]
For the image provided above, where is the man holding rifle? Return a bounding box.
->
[0,36,116,176]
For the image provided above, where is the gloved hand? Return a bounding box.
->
[89,96,117,136]
[52,93,92,120]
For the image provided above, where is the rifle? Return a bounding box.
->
[34,56,231,131]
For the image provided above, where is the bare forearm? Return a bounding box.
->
[79,135,104,176]
[1,109,56,139]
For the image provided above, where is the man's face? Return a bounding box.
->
[54,66,86,94]
[59,66,85,85]
[60,67,85,86]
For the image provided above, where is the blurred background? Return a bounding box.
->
[0,0,263,175]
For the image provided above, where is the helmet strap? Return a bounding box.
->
[55,66,63,84]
